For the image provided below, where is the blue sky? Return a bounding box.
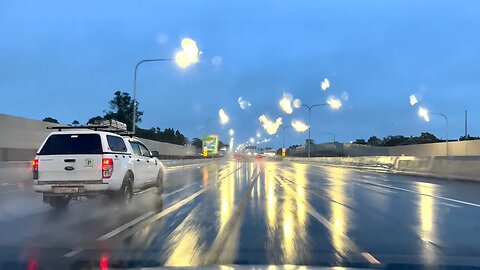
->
[1,1,480,147]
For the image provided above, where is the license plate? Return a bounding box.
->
[52,186,84,193]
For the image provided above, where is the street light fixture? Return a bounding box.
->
[301,101,341,158]
[418,107,449,156]
[131,38,200,133]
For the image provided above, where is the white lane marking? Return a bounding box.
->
[97,164,241,242]
[0,189,21,194]
[282,163,478,209]
[439,202,461,208]
[63,248,83,258]
[134,178,199,197]
[133,187,156,195]
[361,252,381,264]
[97,189,205,241]
[96,210,156,241]
[167,161,214,171]
[274,176,360,252]
[164,182,197,198]
[359,180,480,208]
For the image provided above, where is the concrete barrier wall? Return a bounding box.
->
[289,140,480,157]
[388,140,480,156]
[287,156,480,181]
[138,137,197,157]
[0,113,197,161]
[289,143,389,157]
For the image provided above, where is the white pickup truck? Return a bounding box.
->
[33,129,165,208]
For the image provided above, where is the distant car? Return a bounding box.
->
[32,127,165,208]
[256,154,266,161]
[233,154,242,161]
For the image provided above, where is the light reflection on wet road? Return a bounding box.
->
[2,159,480,268]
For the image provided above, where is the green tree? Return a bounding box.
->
[367,136,382,146]
[71,120,80,126]
[86,116,104,125]
[191,138,203,149]
[218,141,228,150]
[104,91,143,131]
[418,132,439,144]
[382,135,408,146]
[42,117,59,124]
[353,139,367,145]
[460,135,480,141]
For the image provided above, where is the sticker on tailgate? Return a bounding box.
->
[84,158,94,167]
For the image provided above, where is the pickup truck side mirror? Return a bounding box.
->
[150,151,160,158]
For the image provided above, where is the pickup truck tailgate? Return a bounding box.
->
[38,155,103,181]
[36,133,104,182]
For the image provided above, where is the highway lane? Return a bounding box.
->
[1,159,480,268]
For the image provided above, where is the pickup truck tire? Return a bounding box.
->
[119,174,134,204]
[49,196,70,209]
[108,173,134,204]
[156,170,164,195]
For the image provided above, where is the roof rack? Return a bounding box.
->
[47,125,135,137]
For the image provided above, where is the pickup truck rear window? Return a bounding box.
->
[38,134,102,155]
[106,135,127,152]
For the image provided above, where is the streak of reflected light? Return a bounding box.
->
[265,163,277,230]
[417,182,438,265]
[202,166,209,187]
[324,166,351,259]
[293,163,308,226]
[165,230,203,266]
[283,196,294,259]
[220,162,236,229]
[282,163,309,261]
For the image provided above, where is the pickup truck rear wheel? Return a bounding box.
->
[156,170,164,195]
[48,196,70,209]
[119,174,134,204]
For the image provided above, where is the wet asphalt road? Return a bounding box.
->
[1,159,480,269]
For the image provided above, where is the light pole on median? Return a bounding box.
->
[418,107,449,156]
[320,131,336,143]
[131,38,200,133]
[282,125,291,149]
[203,118,214,136]
[431,112,449,156]
[301,103,328,158]
[132,59,173,134]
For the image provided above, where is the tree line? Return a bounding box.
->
[43,91,188,146]
[353,132,480,147]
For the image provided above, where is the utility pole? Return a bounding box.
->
[465,110,468,138]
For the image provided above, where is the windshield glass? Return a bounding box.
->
[38,134,102,155]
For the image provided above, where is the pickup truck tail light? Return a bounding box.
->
[102,158,114,179]
[32,159,39,179]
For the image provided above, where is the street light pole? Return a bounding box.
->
[132,58,173,134]
[301,103,328,158]
[321,132,336,143]
[204,118,214,136]
[282,125,291,149]
[431,112,449,156]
